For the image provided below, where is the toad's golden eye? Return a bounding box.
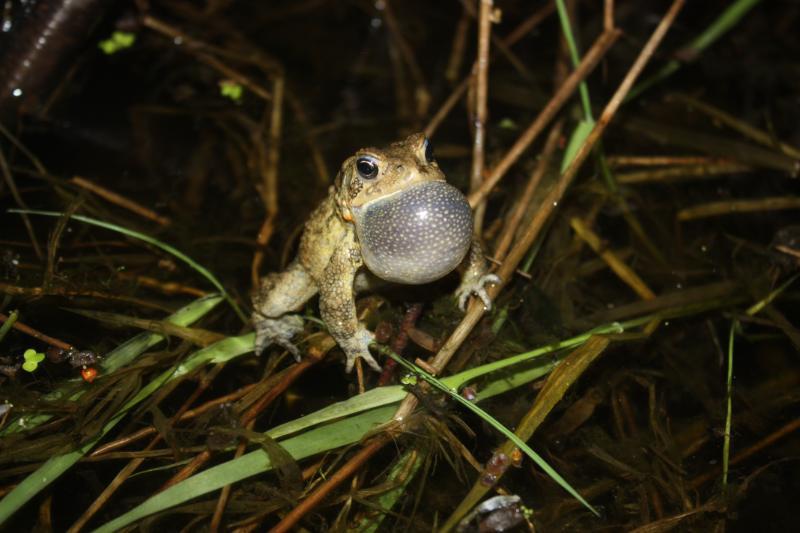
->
[356,157,379,179]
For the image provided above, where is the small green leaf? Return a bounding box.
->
[99,31,136,55]
[400,374,417,386]
[22,349,45,372]
[220,80,243,102]
[498,118,518,130]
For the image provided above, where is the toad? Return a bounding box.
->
[252,133,499,371]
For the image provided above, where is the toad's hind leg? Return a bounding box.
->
[252,260,318,360]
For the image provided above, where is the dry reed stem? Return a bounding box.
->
[503,3,557,47]
[381,0,430,119]
[268,433,394,533]
[469,0,493,233]
[251,76,285,288]
[396,0,684,445]
[424,77,469,138]
[160,358,315,495]
[444,6,471,84]
[0,312,73,351]
[0,282,172,311]
[689,417,800,490]
[604,0,615,31]
[492,120,564,261]
[570,217,656,300]
[0,148,42,259]
[71,176,171,226]
[616,163,751,183]
[114,273,207,297]
[677,196,800,221]
[608,155,736,167]
[210,420,253,532]
[668,93,800,159]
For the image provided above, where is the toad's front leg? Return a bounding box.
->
[318,241,381,372]
[252,260,319,361]
[456,238,502,311]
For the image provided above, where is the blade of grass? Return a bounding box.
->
[628,0,762,100]
[554,0,592,120]
[7,208,247,322]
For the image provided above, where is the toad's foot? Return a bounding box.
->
[337,327,380,372]
[457,273,502,311]
[253,314,305,362]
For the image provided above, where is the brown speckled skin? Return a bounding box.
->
[252,133,498,372]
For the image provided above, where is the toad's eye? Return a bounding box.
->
[423,137,435,163]
[356,157,379,179]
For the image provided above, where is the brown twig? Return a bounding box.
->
[570,218,656,300]
[115,272,208,298]
[604,0,615,32]
[492,120,563,261]
[381,0,430,120]
[251,76,285,288]
[502,3,557,48]
[616,162,751,184]
[268,433,394,533]
[677,196,800,221]
[71,176,171,226]
[469,0,493,234]
[444,6,471,84]
[424,77,469,138]
[667,93,800,159]
[0,312,72,351]
[0,282,175,312]
[607,155,735,167]
[689,417,800,490]
[0,147,43,259]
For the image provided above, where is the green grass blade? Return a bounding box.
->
[628,0,762,100]
[7,209,246,322]
[554,0,593,121]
